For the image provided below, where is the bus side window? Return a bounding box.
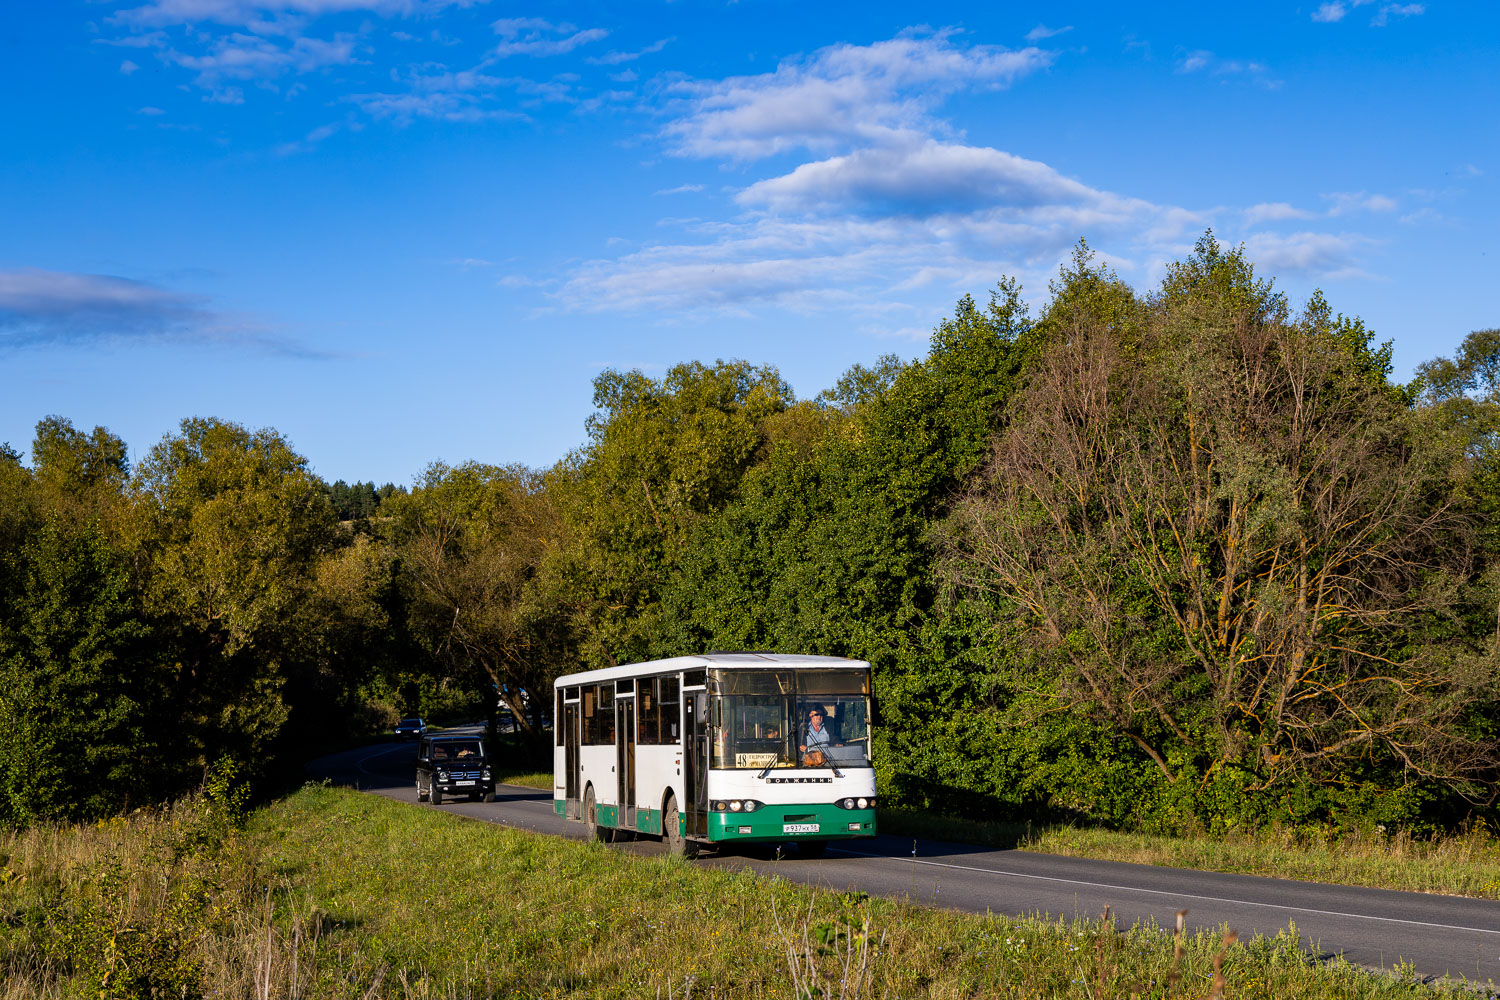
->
[639,678,659,745]
[599,684,616,744]
[582,686,597,744]
[660,675,680,742]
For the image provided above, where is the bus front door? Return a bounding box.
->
[617,696,636,829]
[684,689,709,837]
[564,701,581,819]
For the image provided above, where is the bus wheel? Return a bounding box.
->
[584,787,610,843]
[663,794,698,858]
[799,840,829,858]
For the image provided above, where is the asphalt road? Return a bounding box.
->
[309,735,1500,988]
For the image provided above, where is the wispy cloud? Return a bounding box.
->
[274,120,345,154]
[1244,202,1318,224]
[1025,24,1071,43]
[0,267,324,356]
[163,31,358,85]
[1371,3,1425,26]
[655,184,704,196]
[120,59,140,74]
[1239,231,1377,280]
[490,17,607,58]
[1312,0,1424,25]
[1323,190,1398,215]
[110,0,487,30]
[589,37,673,65]
[1177,49,1212,72]
[1175,49,1278,85]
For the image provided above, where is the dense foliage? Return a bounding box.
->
[1,233,1496,833]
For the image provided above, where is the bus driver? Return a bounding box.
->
[799,707,833,762]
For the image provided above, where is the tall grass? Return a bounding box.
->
[878,809,1500,900]
[2,786,1494,998]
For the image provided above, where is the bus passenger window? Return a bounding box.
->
[598,684,616,744]
[660,676,680,741]
[638,678,659,745]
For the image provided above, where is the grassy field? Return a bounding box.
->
[878,810,1500,901]
[3,785,1496,999]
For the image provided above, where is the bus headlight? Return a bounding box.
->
[729,800,742,812]
[743,800,759,812]
[856,797,868,809]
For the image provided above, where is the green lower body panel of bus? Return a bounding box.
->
[707,804,876,842]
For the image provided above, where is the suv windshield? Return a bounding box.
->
[430,740,483,761]
[709,669,871,770]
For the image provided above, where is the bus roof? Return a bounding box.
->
[553,653,869,688]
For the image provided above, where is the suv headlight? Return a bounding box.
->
[437,770,449,780]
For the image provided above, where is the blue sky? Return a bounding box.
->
[2,1,1495,485]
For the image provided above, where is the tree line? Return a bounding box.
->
[2,233,1497,833]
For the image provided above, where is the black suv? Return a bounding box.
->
[415,735,495,804]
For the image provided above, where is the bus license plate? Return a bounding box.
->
[783,822,819,834]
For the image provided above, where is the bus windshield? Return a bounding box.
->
[709,669,871,770]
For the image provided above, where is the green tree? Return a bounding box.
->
[388,462,567,741]
[130,417,338,783]
[0,519,162,822]
[552,359,794,665]
[942,237,1499,829]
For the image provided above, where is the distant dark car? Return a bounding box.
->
[394,717,427,739]
[415,735,494,804]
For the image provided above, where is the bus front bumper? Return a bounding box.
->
[708,804,876,843]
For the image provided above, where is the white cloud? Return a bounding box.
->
[655,184,705,196]
[165,31,357,84]
[589,37,673,65]
[1371,3,1425,26]
[490,17,607,58]
[662,31,1055,161]
[138,105,166,115]
[347,88,524,122]
[120,59,141,74]
[1174,49,1279,85]
[1313,0,1420,25]
[1178,49,1212,72]
[1244,202,1317,224]
[1239,231,1377,280]
[1459,163,1483,177]
[736,140,1149,222]
[275,120,341,154]
[1323,190,1398,215]
[111,0,487,30]
[1025,24,1072,42]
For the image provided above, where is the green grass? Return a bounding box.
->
[878,809,1500,901]
[3,785,1496,998]
[494,772,552,790]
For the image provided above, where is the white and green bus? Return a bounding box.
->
[553,653,877,856]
